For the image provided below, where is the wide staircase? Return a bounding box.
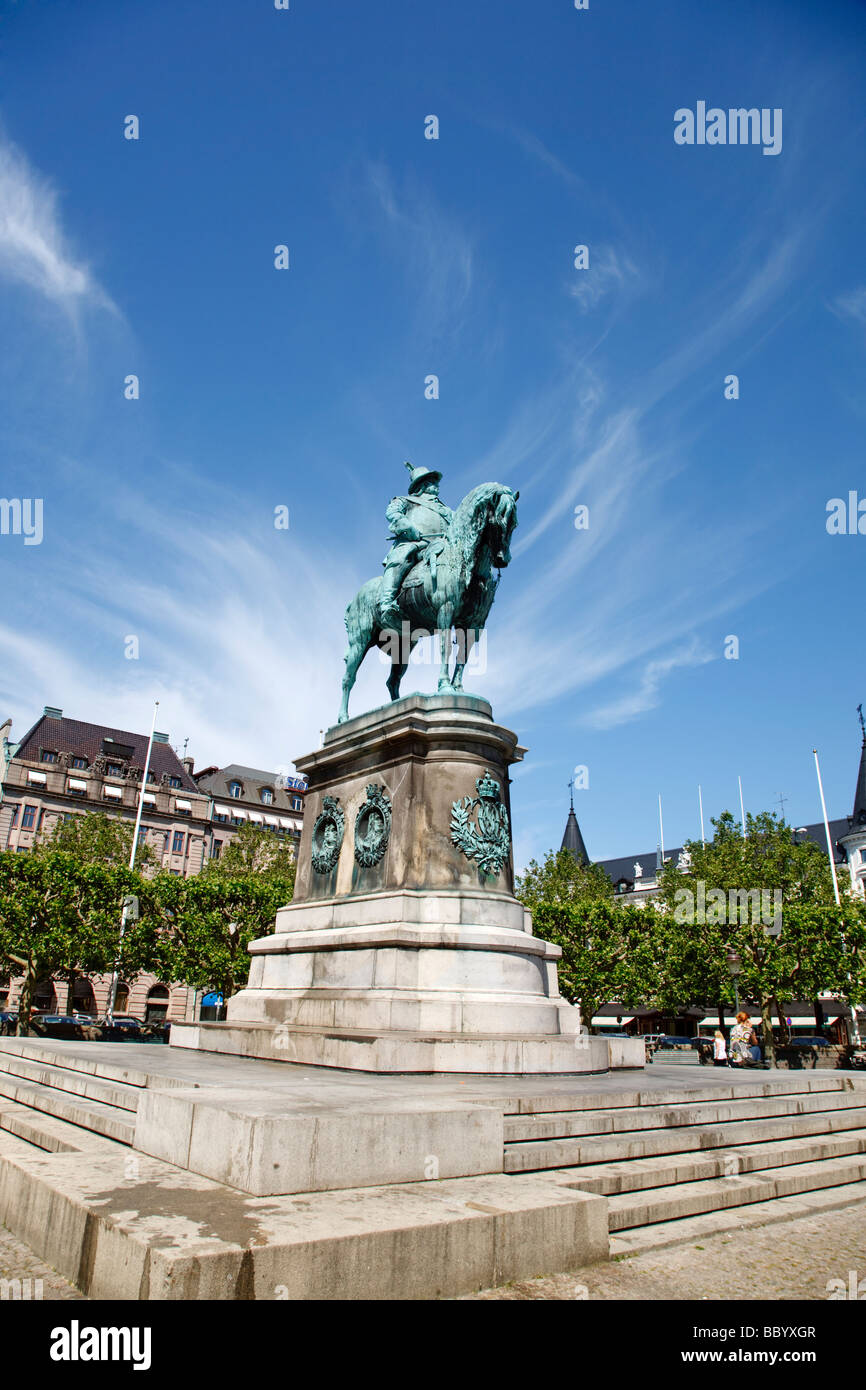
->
[504,1072,866,1251]
[0,1038,151,1151]
[0,1039,863,1261]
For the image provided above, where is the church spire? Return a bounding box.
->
[852,704,866,828]
[561,779,589,865]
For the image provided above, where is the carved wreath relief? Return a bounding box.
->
[311,795,345,874]
[450,769,510,877]
[354,784,392,867]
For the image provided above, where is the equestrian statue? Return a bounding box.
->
[338,461,519,723]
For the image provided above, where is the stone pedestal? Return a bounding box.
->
[173,693,631,1075]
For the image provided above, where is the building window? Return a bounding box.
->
[106,763,123,777]
[229,781,242,799]
[71,756,87,770]
[16,845,28,853]
[292,797,303,811]
[9,805,19,828]
[40,750,58,763]
[172,831,186,855]
[210,840,222,859]
[21,805,37,830]
[146,770,156,783]
[261,788,273,805]
[169,868,182,876]
[214,812,228,823]
[168,776,182,789]
[138,828,148,845]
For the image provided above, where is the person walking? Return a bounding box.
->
[713,1029,728,1067]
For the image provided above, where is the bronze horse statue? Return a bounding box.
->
[338,482,519,723]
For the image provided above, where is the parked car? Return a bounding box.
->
[656,1035,694,1050]
[29,1014,86,1040]
[788,1035,831,1047]
[99,1016,146,1042]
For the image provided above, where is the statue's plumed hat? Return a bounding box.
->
[404,460,442,495]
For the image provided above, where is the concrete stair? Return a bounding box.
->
[0,1042,139,1145]
[504,1073,866,1245]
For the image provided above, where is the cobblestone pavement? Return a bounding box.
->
[464,1202,866,1300]
[0,1225,86,1300]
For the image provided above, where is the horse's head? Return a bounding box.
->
[487,485,519,569]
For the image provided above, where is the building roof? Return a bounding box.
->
[598,818,851,886]
[12,712,200,793]
[194,763,306,813]
[561,804,589,866]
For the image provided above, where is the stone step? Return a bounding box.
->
[608,1179,866,1255]
[0,1037,195,1092]
[0,1145,610,1301]
[607,1154,866,1231]
[0,1072,135,1145]
[504,1104,866,1172]
[504,1085,866,1142]
[0,1049,141,1113]
[503,1073,858,1115]
[0,1098,127,1154]
[545,1128,866,1195]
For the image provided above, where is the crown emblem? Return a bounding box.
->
[476,770,501,802]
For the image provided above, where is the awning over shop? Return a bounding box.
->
[27,769,47,784]
[67,778,87,792]
[103,784,122,799]
[175,799,192,812]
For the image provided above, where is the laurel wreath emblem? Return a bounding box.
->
[450,771,510,878]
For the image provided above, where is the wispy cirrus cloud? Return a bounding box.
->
[583,642,715,731]
[829,285,866,325]
[364,159,474,336]
[0,135,116,315]
[568,245,641,313]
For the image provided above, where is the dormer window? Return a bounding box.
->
[106,763,123,778]
[168,776,182,789]
[71,756,87,770]
[229,782,242,799]
[40,750,58,764]
[291,797,303,811]
[261,788,273,805]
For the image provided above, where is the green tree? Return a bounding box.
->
[655,812,861,1063]
[202,822,297,892]
[38,810,158,872]
[531,901,658,1031]
[0,851,162,1032]
[517,848,613,911]
[154,875,288,1001]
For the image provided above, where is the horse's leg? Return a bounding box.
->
[451,627,477,691]
[339,589,377,722]
[436,606,455,692]
[386,660,407,702]
[339,633,368,723]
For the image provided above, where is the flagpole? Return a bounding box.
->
[698,785,705,845]
[658,794,665,862]
[106,700,159,1023]
[738,775,746,838]
[813,748,840,906]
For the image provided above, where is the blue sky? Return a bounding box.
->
[1,0,865,868]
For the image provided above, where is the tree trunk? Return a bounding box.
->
[760,996,776,1068]
[814,998,824,1033]
[717,1003,725,1029]
[773,996,790,1046]
[15,958,34,1037]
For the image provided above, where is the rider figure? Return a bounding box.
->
[380,462,452,629]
